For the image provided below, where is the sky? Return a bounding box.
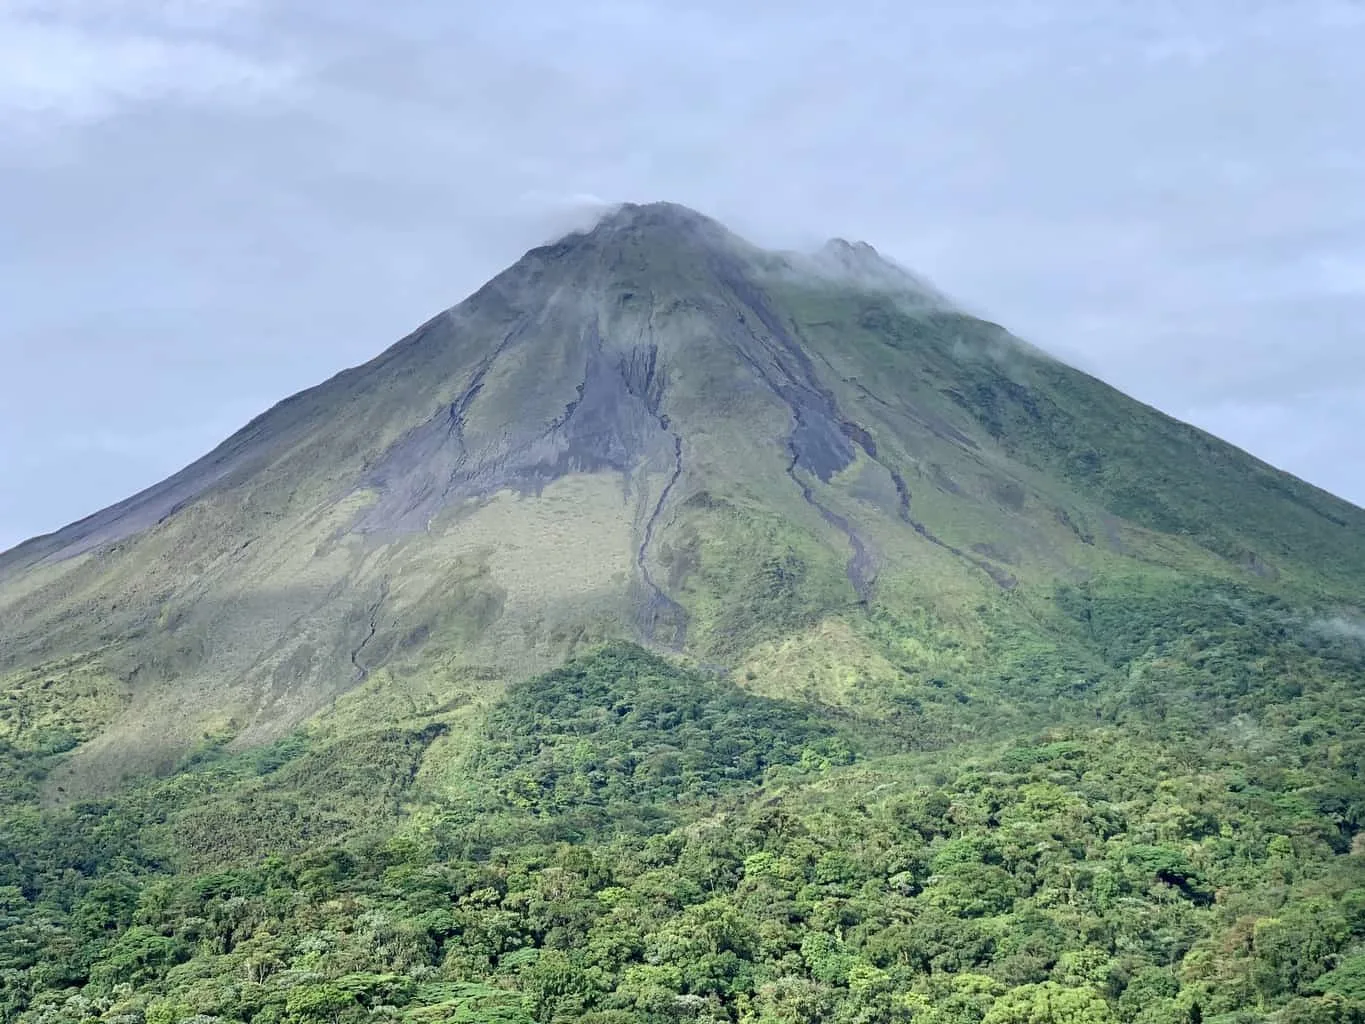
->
[2,0,1363,551]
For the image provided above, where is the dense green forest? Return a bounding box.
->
[3,577,1365,1024]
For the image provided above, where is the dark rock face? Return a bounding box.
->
[357,331,675,534]
[347,201,1018,608]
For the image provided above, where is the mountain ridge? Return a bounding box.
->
[1,201,1362,799]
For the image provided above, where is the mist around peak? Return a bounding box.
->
[810,237,949,300]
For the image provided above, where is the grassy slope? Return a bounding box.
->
[784,288,1365,595]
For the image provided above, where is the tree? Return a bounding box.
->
[982,983,1116,1024]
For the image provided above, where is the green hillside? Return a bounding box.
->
[1,203,1363,1023]
[3,636,1364,1023]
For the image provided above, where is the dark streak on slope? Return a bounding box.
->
[714,255,1016,592]
[887,467,914,521]
[350,580,389,681]
[877,468,1018,589]
[359,307,674,535]
[629,297,689,648]
[638,429,688,645]
[705,261,875,599]
[846,377,981,452]
[787,448,877,602]
[358,320,532,533]
[738,269,1016,592]
[708,323,870,598]
[904,499,1018,591]
[877,454,1017,589]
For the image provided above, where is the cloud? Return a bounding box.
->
[1,0,1364,548]
[0,0,298,128]
[1314,252,1365,297]
[1312,616,1365,645]
[516,191,622,245]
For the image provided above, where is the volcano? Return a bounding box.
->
[2,201,1362,795]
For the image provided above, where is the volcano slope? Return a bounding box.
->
[1,203,1363,1024]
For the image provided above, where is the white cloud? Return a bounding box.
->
[1312,616,1365,644]
[0,0,298,128]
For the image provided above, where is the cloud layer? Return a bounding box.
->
[2,0,1363,548]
